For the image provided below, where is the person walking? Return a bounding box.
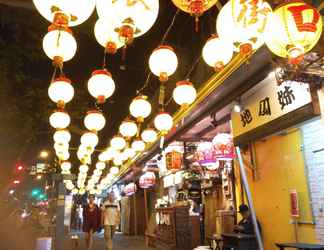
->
[76,204,83,231]
[83,195,101,250]
[101,193,120,250]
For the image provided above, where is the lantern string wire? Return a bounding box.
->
[50,67,57,83]
[136,9,181,95]
[102,48,107,69]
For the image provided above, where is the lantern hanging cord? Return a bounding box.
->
[50,67,57,83]
[102,48,107,69]
[136,9,181,95]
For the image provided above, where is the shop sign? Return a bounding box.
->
[163,174,174,188]
[290,189,300,218]
[232,74,311,138]
[174,171,184,185]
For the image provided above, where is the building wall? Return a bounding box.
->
[301,118,324,242]
[235,128,317,250]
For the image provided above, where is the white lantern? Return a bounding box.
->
[110,166,120,175]
[96,0,159,42]
[72,188,79,195]
[59,151,70,161]
[54,142,69,151]
[88,69,115,104]
[93,169,102,177]
[79,188,86,195]
[154,112,173,134]
[98,147,117,162]
[94,18,124,53]
[53,129,71,143]
[79,164,89,173]
[141,128,158,143]
[119,120,138,138]
[149,46,178,81]
[96,162,106,170]
[84,110,106,131]
[173,80,197,106]
[121,150,130,161]
[81,131,99,147]
[78,172,87,179]
[49,110,70,129]
[113,157,123,166]
[123,148,136,159]
[61,161,72,172]
[48,76,74,107]
[43,27,77,66]
[65,181,74,190]
[33,0,96,27]
[131,139,146,152]
[110,135,127,151]
[129,95,152,122]
[202,35,234,70]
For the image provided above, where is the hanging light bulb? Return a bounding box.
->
[53,129,71,143]
[265,0,322,64]
[141,128,158,143]
[33,0,96,27]
[81,131,99,148]
[79,164,89,174]
[154,112,173,135]
[149,46,178,82]
[84,110,106,132]
[49,109,71,129]
[110,166,120,175]
[110,135,127,151]
[119,119,138,138]
[202,35,234,71]
[88,69,115,104]
[173,80,197,107]
[43,26,77,68]
[96,162,106,170]
[131,138,146,152]
[48,76,74,108]
[129,95,152,122]
[94,18,124,54]
[96,0,159,44]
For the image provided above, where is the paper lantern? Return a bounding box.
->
[81,131,99,147]
[111,135,127,151]
[93,169,102,177]
[98,147,117,162]
[212,133,235,160]
[131,139,146,152]
[94,18,124,53]
[141,128,158,143]
[61,161,71,172]
[124,147,136,159]
[202,35,234,70]
[154,112,173,135]
[33,0,96,27]
[79,164,89,173]
[96,162,106,170]
[124,182,137,196]
[173,80,197,106]
[265,0,323,64]
[110,166,120,175]
[149,46,178,82]
[217,0,272,54]
[49,109,70,129]
[48,76,74,107]
[53,129,71,143]
[88,69,115,103]
[166,151,182,171]
[130,95,152,122]
[84,110,106,132]
[196,142,220,170]
[139,172,156,189]
[96,0,159,44]
[119,120,138,138]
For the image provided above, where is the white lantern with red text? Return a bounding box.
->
[84,110,106,132]
[48,76,74,107]
[212,133,235,160]
[173,80,197,107]
[139,172,156,189]
[124,182,137,196]
[88,69,115,104]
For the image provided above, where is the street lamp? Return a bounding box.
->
[40,150,49,158]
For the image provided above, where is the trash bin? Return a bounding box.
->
[36,237,52,250]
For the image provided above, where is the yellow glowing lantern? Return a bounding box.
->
[48,77,75,108]
[265,0,323,64]
[202,35,234,70]
[96,0,159,44]
[171,0,218,30]
[119,119,138,138]
[88,69,115,104]
[94,18,125,54]
[217,0,272,54]
[49,109,71,129]
[149,46,178,82]
[33,0,96,27]
[84,110,106,132]
[43,26,77,67]
[141,128,158,143]
[111,135,127,151]
[129,95,152,122]
[131,138,146,152]
[173,80,197,107]
[81,131,99,148]
[154,112,173,135]
[53,129,71,143]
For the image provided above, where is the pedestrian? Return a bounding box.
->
[76,204,83,231]
[83,194,101,250]
[234,204,262,235]
[101,192,120,250]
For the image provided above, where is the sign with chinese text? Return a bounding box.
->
[163,174,174,188]
[232,74,311,138]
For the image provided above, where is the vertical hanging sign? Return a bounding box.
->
[290,189,300,218]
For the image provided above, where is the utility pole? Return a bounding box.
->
[55,181,66,250]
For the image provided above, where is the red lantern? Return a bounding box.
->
[124,183,137,196]
[166,151,182,171]
[212,133,235,160]
[139,172,156,189]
